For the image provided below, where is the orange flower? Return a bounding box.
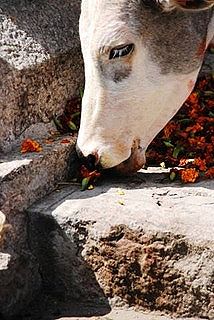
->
[187,92,198,105]
[193,158,207,172]
[186,123,203,133]
[164,121,178,139]
[21,139,42,153]
[205,168,214,179]
[206,144,214,154]
[188,137,206,149]
[179,158,189,167]
[180,168,199,183]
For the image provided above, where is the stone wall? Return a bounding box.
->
[0,0,83,152]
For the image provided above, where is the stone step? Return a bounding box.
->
[19,304,204,320]
[0,131,76,318]
[28,170,214,319]
[0,131,76,215]
[57,308,203,320]
[0,0,83,152]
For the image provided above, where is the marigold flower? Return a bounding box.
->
[180,168,199,183]
[187,92,198,105]
[164,121,178,139]
[179,158,189,167]
[188,137,206,149]
[205,168,214,179]
[21,139,42,153]
[193,158,207,172]
[186,123,203,133]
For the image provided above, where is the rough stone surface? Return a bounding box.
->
[56,308,204,320]
[28,171,214,319]
[0,0,83,152]
[19,303,205,320]
[0,134,76,318]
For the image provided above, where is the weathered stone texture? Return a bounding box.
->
[28,172,214,319]
[0,0,83,152]
[0,135,76,317]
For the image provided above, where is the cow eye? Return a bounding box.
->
[109,44,134,60]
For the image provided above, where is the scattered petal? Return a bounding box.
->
[61,138,71,144]
[21,139,42,153]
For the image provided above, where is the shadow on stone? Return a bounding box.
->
[19,213,111,320]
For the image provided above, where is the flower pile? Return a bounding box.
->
[146,74,214,183]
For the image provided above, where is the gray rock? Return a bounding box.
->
[28,170,214,319]
[0,0,83,152]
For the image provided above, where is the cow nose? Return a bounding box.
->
[76,145,99,171]
[85,154,97,171]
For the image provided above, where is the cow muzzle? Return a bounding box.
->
[76,139,146,175]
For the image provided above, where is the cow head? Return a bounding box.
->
[77,0,214,174]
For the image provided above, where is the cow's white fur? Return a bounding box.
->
[78,45,201,169]
[78,1,214,172]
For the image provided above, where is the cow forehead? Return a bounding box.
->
[81,1,213,74]
[80,0,133,46]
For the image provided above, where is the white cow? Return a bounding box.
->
[77,0,214,174]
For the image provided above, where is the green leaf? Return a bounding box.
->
[81,177,91,191]
[169,171,176,182]
[204,91,214,97]
[53,117,63,130]
[208,111,214,117]
[163,141,174,148]
[67,121,77,131]
[173,146,183,159]
[79,88,84,98]
[178,118,192,125]
[71,111,80,119]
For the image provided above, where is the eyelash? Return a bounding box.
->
[109,44,134,60]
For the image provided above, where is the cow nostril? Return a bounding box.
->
[86,154,97,171]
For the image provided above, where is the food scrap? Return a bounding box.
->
[21,139,42,153]
[80,165,101,191]
[117,188,125,195]
[118,200,125,206]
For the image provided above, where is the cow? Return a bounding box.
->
[77,0,214,174]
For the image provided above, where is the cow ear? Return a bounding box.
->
[168,0,214,11]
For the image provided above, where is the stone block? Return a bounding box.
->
[28,170,214,319]
[0,0,83,152]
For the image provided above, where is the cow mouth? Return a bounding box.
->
[76,140,146,176]
[107,140,146,175]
